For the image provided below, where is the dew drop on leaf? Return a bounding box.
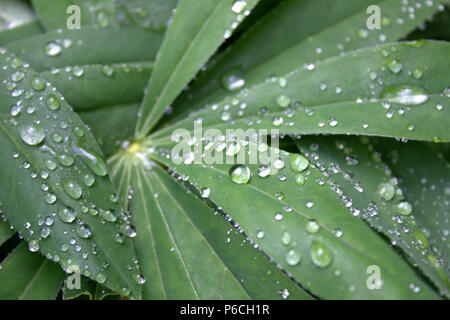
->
[381,85,429,105]
[19,123,45,146]
[229,165,251,184]
[310,241,333,268]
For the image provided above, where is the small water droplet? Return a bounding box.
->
[310,241,333,268]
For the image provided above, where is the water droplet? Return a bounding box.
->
[46,94,61,110]
[82,173,95,187]
[11,71,25,82]
[381,85,429,105]
[101,65,114,77]
[44,42,62,56]
[58,207,76,223]
[377,182,395,201]
[412,69,423,79]
[387,59,403,74]
[95,273,106,284]
[29,240,39,252]
[200,187,210,198]
[290,154,309,173]
[44,193,57,204]
[257,165,271,178]
[73,141,109,176]
[295,174,305,186]
[19,124,45,145]
[286,249,301,266]
[229,165,251,184]
[306,220,320,233]
[77,224,91,239]
[256,230,265,239]
[310,241,333,268]
[395,201,412,216]
[281,231,291,245]
[100,210,117,222]
[221,68,245,91]
[232,0,247,13]
[57,154,75,167]
[276,94,291,108]
[30,76,46,91]
[120,224,137,238]
[63,179,83,199]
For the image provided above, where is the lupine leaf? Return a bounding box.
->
[136,0,261,138]
[371,138,450,295]
[106,156,313,299]
[146,140,440,299]
[0,49,142,299]
[295,135,449,297]
[0,21,44,46]
[0,241,65,300]
[5,27,162,72]
[150,41,450,144]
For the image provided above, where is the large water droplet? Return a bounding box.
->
[28,240,39,252]
[58,207,76,223]
[387,59,402,74]
[73,140,108,176]
[290,154,309,173]
[221,68,245,91]
[63,179,83,199]
[306,220,320,234]
[310,241,333,268]
[229,165,251,184]
[19,124,45,146]
[44,42,62,56]
[381,85,429,105]
[395,201,412,216]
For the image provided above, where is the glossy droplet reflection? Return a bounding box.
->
[229,165,251,184]
[19,124,45,146]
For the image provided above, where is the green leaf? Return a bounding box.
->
[0,0,36,31]
[117,0,178,32]
[150,41,450,143]
[31,0,119,30]
[169,0,446,122]
[371,138,450,295]
[6,26,162,72]
[295,135,449,296]
[80,104,140,158]
[0,220,14,246]
[146,141,440,299]
[40,62,153,112]
[108,156,312,299]
[0,20,44,46]
[0,49,143,299]
[0,242,65,299]
[135,0,261,138]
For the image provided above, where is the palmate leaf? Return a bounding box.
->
[150,41,450,144]
[106,155,313,299]
[146,140,440,299]
[0,241,65,300]
[135,0,261,138]
[371,138,450,295]
[294,135,449,296]
[0,49,143,299]
[168,0,447,122]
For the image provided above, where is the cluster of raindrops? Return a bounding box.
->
[0,49,145,293]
